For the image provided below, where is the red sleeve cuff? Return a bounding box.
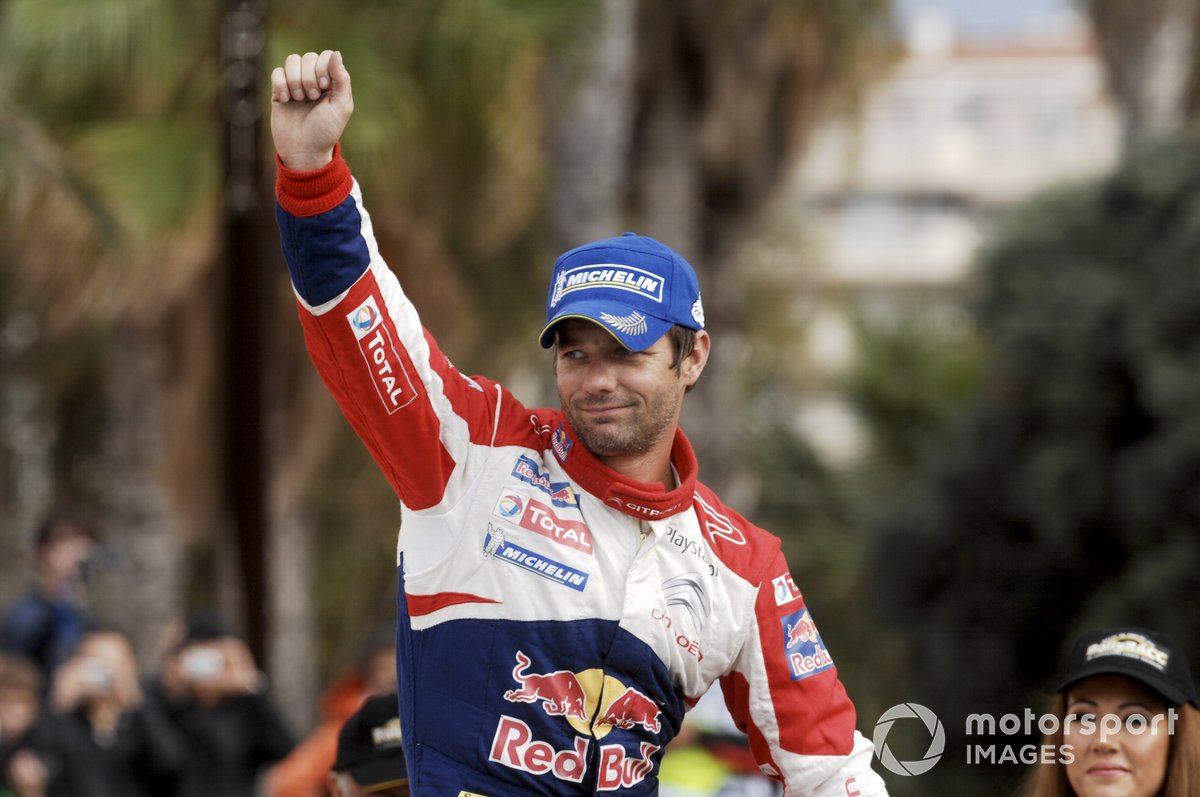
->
[275,143,354,217]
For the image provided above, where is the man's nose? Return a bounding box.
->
[581,358,619,393]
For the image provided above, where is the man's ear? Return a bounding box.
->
[682,330,710,389]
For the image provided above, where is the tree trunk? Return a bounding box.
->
[90,322,183,666]
[1089,0,1200,148]
[0,313,55,606]
[548,0,638,251]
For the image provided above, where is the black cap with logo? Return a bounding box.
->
[334,692,409,791]
[1056,627,1200,707]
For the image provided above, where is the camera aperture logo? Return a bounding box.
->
[872,703,1180,777]
[872,703,945,776]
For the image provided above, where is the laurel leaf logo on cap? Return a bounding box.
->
[599,311,649,337]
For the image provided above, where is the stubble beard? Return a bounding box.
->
[562,388,680,459]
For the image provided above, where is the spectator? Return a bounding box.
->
[0,655,66,797]
[1020,627,1200,796]
[149,612,295,797]
[328,693,408,797]
[1,511,95,678]
[48,627,185,797]
[267,626,396,797]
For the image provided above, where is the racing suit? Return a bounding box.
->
[275,148,888,797]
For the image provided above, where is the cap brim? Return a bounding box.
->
[347,757,408,791]
[539,302,674,351]
[1057,661,1196,706]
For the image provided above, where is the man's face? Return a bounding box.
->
[555,319,698,459]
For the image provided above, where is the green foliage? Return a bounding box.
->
[843,302,982,476]
[864,138,1200,794]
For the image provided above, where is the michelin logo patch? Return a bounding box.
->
[483,527,589,592]
[549,264,665,308]
[781,608,834,681]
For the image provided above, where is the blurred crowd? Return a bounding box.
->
[0,511,773,797]
[0,510,398,797]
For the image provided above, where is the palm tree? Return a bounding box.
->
[1088,0,1200,148]
[1,0,890,732]
[550,0,889,497]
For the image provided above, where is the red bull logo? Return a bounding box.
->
[596,688,662,733]
[551,424,573,462]
[785,617,817,647]
[781,608,835,681]
[490,717,589,783]
[492,651,664,788]
[489,717,659,790]
[503,651,588,720]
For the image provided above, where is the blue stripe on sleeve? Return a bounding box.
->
[276,195,373,308]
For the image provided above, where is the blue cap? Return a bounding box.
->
[539,233,705,351]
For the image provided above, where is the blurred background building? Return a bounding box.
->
[790,0,1120,465]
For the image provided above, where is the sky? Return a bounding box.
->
[892,0,1079,43]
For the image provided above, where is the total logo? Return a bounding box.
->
[351,303,378,333]
[772,573,803,606]
[493,492,593,555]
[345,295,417,414]
[489,651,662,790]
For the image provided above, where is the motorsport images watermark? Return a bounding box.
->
[871,703,945,776]
[870,703,1179,776]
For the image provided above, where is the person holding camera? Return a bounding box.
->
[47,627,185,797]
[148,612,294,797]
[1,654,66,797]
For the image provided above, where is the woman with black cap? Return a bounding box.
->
[1021,627,1200,797]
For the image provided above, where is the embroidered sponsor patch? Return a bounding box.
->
[345,296,417,414]
[494,492,593,555]
[511,455,579,508]
[772,574,803,606]
[781,608,834,681]
[551,424,573,462]
[483,529,589,592]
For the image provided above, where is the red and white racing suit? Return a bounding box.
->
[275,149,889,797]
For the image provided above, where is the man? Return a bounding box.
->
[1,512,94,679]
[270,49,888,796]
[148,613,294,797]
[47,627,186,797]
[329,694,410,797]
